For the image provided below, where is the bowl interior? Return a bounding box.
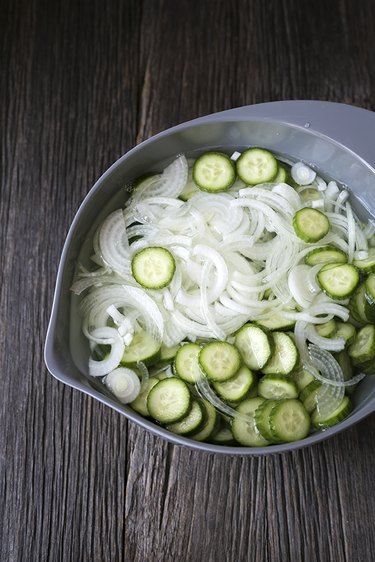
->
[47,115,375,453]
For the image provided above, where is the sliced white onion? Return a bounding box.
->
[88,327,124,377]
[291,162,316,185]
[104,367,141,403]
[98,210,130,274]
[288,265,316,309]
[306,324,345,352]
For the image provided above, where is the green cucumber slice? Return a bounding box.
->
[236,148,278,184]
[293,208,330,243]
[315,319,336,338]
[257,313,296,331]
[317,263,360,300]
[174,343,202,383]
[193,152,236,192]
[258,374,298,400]
[121,329,161,366]
[304,245,347,266]
[190,401,219,441]
[312,396,352,428]
[231,397,269,447]
[213,365,256,402]
[353,249,375,273]
[132,247,175,289]
[130,377,160,416]
[334,322,356,346]
[290,368,316,391]
[299,379,322,414]
[199,342,241,382]
[210,423,237,445]
[269,399,311,442]
[167,400,204,435]
[234,323,273,370]
[160,344,180,363]
[273,164,288,183]
[348,324,375,364]
[255,400,282,443]
[147,378,191,423]
[261,332,298,375]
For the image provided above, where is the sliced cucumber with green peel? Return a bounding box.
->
[234,323,273,370]
[257,313,296,331]
[290,368,316,391]
[300,379,322,414]
[348,324,375,364]
[315,319,336,338]
[304,245,347,266]
[167,400,204,436]
[231,397,269,447]
[190,401,219,441]
[255,400,282,443]
[258,374,298,400]
[160,344,180,364]
[334,350,356,395]
[317,263,360,300]
[121,329,161,366]
[174,343,202,383]
[349,284,369,324]
[273,164,288,183]
[130,377,160,416]
[269,399,311,442]
[213,365,256,402]
[132,246,175,289]
[293,208,330,243]
[334,322,356,346]
[193,152,236,192]
[353,249,375,273]
[364,274,375,322]
[236,148,278,184]
[210,424,237,445]
[312,395,352,429]
[199,342,241,382]
[147,378,191,424]
[261,332,298,375]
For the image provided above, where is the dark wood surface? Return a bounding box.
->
[1,0,375,560]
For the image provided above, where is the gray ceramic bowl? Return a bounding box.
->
[45,101,375,455]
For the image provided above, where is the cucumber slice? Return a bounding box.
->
[190,401,219,441]
[130,377,160,416]
[348,324,375,364]
[315,319,336,338]
[269,399,311,442]
[261,332,298,375]
[290,367,316,391]
[299,379,322,414]
[273,164,288,183]
[234,324,273,370]
[132,247,175,289]
[236,148,278,184]
[213,365,256,402]
[334,350,356,395]
[304,245,347,266]
[147,378,191,423]
[121,329,161,366]
[364,273,375,321]
[160,344,180,363]
[167,400,204,435]
[258,374,298,400]
[299,187,321,203]
[199,342,241,382]
[231,397,269,447]
[210,422,237,445]
[317,263,360,300]
[293,208,330,243]
[257,313,296,331]
[334,322,356,346]
[255,400,282,443]
[174,343,202,383]
[193,152,236,192]
[353,249,375,273]
[312,395,352,429]
[349,284,369,324]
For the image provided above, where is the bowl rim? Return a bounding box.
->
[45,100,375,455]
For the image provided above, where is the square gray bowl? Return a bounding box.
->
[45,101,375,455]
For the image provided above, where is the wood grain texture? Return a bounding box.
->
[1,0,375,561]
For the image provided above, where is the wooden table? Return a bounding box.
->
[2,0,375,560]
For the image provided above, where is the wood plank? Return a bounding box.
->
[1,0,375,561]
